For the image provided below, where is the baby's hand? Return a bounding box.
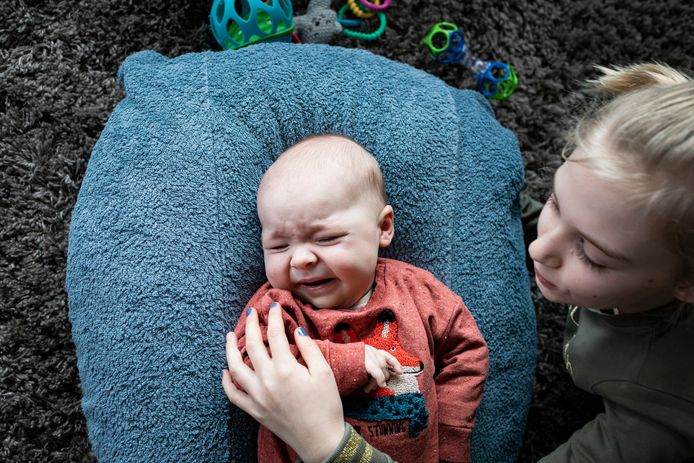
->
[363,345,403,393]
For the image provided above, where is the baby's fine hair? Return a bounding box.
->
[571,63,694,280]
[267,134,387,206]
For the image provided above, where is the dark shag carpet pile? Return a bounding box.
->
[1,1,692,461]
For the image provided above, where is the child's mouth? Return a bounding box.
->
[534,268,557,290]
[296,278,337,296]
[301,278,334,287]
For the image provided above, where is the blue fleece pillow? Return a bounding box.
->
[66,43,535,463]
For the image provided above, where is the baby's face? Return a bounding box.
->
[258,171,392,309]
[528,148,683,312]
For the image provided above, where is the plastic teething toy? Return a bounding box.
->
[338,2,386,41]
[423,22,518,100]
[358,0,392,12]
[210,0,295,50]
[347,0,374,18]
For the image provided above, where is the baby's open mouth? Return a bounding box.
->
[301,278,334,287]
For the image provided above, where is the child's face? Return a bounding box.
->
[258,173,393,310]
[528,149,683,313]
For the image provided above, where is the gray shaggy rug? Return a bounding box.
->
[1,0,692,461]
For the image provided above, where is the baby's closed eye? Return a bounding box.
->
[265,243,289,252]
[315,234,345,244]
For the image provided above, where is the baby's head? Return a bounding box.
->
[529,63,694,312]
[257,134,394,309]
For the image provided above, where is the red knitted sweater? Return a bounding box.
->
[234,258,489,463]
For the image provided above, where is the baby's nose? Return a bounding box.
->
[290,246,318,269]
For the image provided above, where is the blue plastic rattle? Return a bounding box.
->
[210,0,295,50]
[422,22,518,100]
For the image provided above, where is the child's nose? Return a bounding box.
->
[528,230,562,269]
[290,246,317,269]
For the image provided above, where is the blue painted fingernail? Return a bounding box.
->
[297,327,307,336]
[246,307,252,316]
[270,302,279,309]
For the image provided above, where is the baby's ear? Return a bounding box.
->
[674,279,694,304]
[378,205,394,248]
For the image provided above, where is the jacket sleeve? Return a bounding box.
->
[233,286,369,396]
[305,424,397,463]
[433,300,489,463]
[539,383,694,463]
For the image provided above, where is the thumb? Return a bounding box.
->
[363,377,378,393]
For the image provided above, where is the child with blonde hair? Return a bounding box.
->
[223,63,694,462]
[529,62,694,461]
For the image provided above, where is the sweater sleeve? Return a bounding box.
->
[433,300,490,463]
[233,286,369,396]
[539,383,694,463]
[314,339,369,396]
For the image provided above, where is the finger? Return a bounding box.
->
[294,326,329,376]
[225,332,256,390]
[244,307,271,373]
[383,352,403,375]
[221,369,257,415]
[378,375,387,388]
[266,302,294,365]
[371,368,386,388]
[225,330,242,370]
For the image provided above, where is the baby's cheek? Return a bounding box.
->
[264,259,288,288]
[268,274,289,290]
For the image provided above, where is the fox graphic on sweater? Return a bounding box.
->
[334,309,429,437]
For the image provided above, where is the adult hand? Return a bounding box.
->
[222,303,345,463]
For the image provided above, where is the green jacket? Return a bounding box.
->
[540,304,694,462]
[316,424,396,463]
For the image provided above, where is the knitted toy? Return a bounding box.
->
[293,0,342,43]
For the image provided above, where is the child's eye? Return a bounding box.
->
[266,244,288,252]
[545,193,558,210]
[575,238,607,272]
[316,235,342,244]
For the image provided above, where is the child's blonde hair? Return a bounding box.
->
[570,63,694,283]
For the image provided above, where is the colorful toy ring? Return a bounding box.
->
[338,4,386,40]
[338,18,363,27]
[347,0,374,19]
[358,0,391,12]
